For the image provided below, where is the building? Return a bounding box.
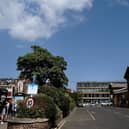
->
[0,78,18,99]
[77,82,111,104]
[110,82,127,107]
[124,66,129,107]
[110,67,129,107]
[0,78,38,101]
[77,81,127,105]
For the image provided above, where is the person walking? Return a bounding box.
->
[11,100,17,118]
[0,101,6,124]
[7,99,12,119]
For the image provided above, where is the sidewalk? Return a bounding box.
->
[0,122,7,129]
[53,107,77,129]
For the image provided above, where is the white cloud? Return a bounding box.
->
[0,0,93,41]
[106,0,129,6]
[116,0,129,6]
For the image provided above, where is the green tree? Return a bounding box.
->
[69,92,80,106]
[17,45,68,88]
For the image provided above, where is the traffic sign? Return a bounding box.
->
[25,97,35,108]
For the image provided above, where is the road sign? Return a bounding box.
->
[27,83,38,95]
[25,97,35,108]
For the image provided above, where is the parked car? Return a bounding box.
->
[101,101,112,107]
[77,103,88,107]
[90,103,96,106]
[78,103,84,107]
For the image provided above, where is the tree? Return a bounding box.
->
[69,92,80,106]
[17,45,68,88]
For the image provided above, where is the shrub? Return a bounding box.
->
[17,94,58,126]
[59,95,70,117]
[69,92,80,106]
[55,106,62,124]
[39,86,70,117]
[17,100,45,118]
[38,86,63,106]
[39,86,76,117]
[69,96,76,111]
[35,94,57,124]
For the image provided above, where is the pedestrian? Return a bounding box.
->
[8,99,12,119]
[11,100,17,118]
[0,101,6,124]
[4,101,10,120]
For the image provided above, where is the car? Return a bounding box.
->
[85,103,90,106]
[101,101,112,107]
[78,103,84,107]
[91,103,96,106]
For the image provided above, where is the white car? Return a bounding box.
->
[78,103,84,107]
[101,102,112,106]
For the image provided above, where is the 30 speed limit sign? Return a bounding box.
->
[25,97,35,108]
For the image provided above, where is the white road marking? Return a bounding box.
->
[87,110,96,120]
[114,111,120,114]
[58,120,66,129]
[125,115,129,118]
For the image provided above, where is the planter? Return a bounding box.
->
[7,118,49,129]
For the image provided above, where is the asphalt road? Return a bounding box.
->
[61,107,129,129]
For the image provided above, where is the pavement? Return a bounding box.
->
[0,122,7,129]
[54,107,77,129]
[61,106,129,129]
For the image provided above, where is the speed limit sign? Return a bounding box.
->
[25,97,35,108]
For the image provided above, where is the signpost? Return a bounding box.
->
[27,83,38,95]
[25,96,35,108]
[25,75,38,108]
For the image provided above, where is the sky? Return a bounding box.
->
[0,0,129,90]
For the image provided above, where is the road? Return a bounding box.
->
[61,107,129,129]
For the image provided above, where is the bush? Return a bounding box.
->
[17,94,58,126]
[17,100,45,118]
[69,92,80,106]
[69,96,76,111]
[39,86,76,117]
[38,86,64,106]
[55,106,63,125]
[37,94,57,125]
[59,95,70,117]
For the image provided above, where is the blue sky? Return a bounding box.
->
[0,0,129,90]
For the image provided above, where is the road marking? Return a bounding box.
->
[125,115,129,118]
[58,120,66,129]
[114,111,121,115]
[87,110,96,120]
[91,111,95,114]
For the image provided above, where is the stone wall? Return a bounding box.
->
[7,118,50,129]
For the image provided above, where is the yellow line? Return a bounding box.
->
[87,110,96,120]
